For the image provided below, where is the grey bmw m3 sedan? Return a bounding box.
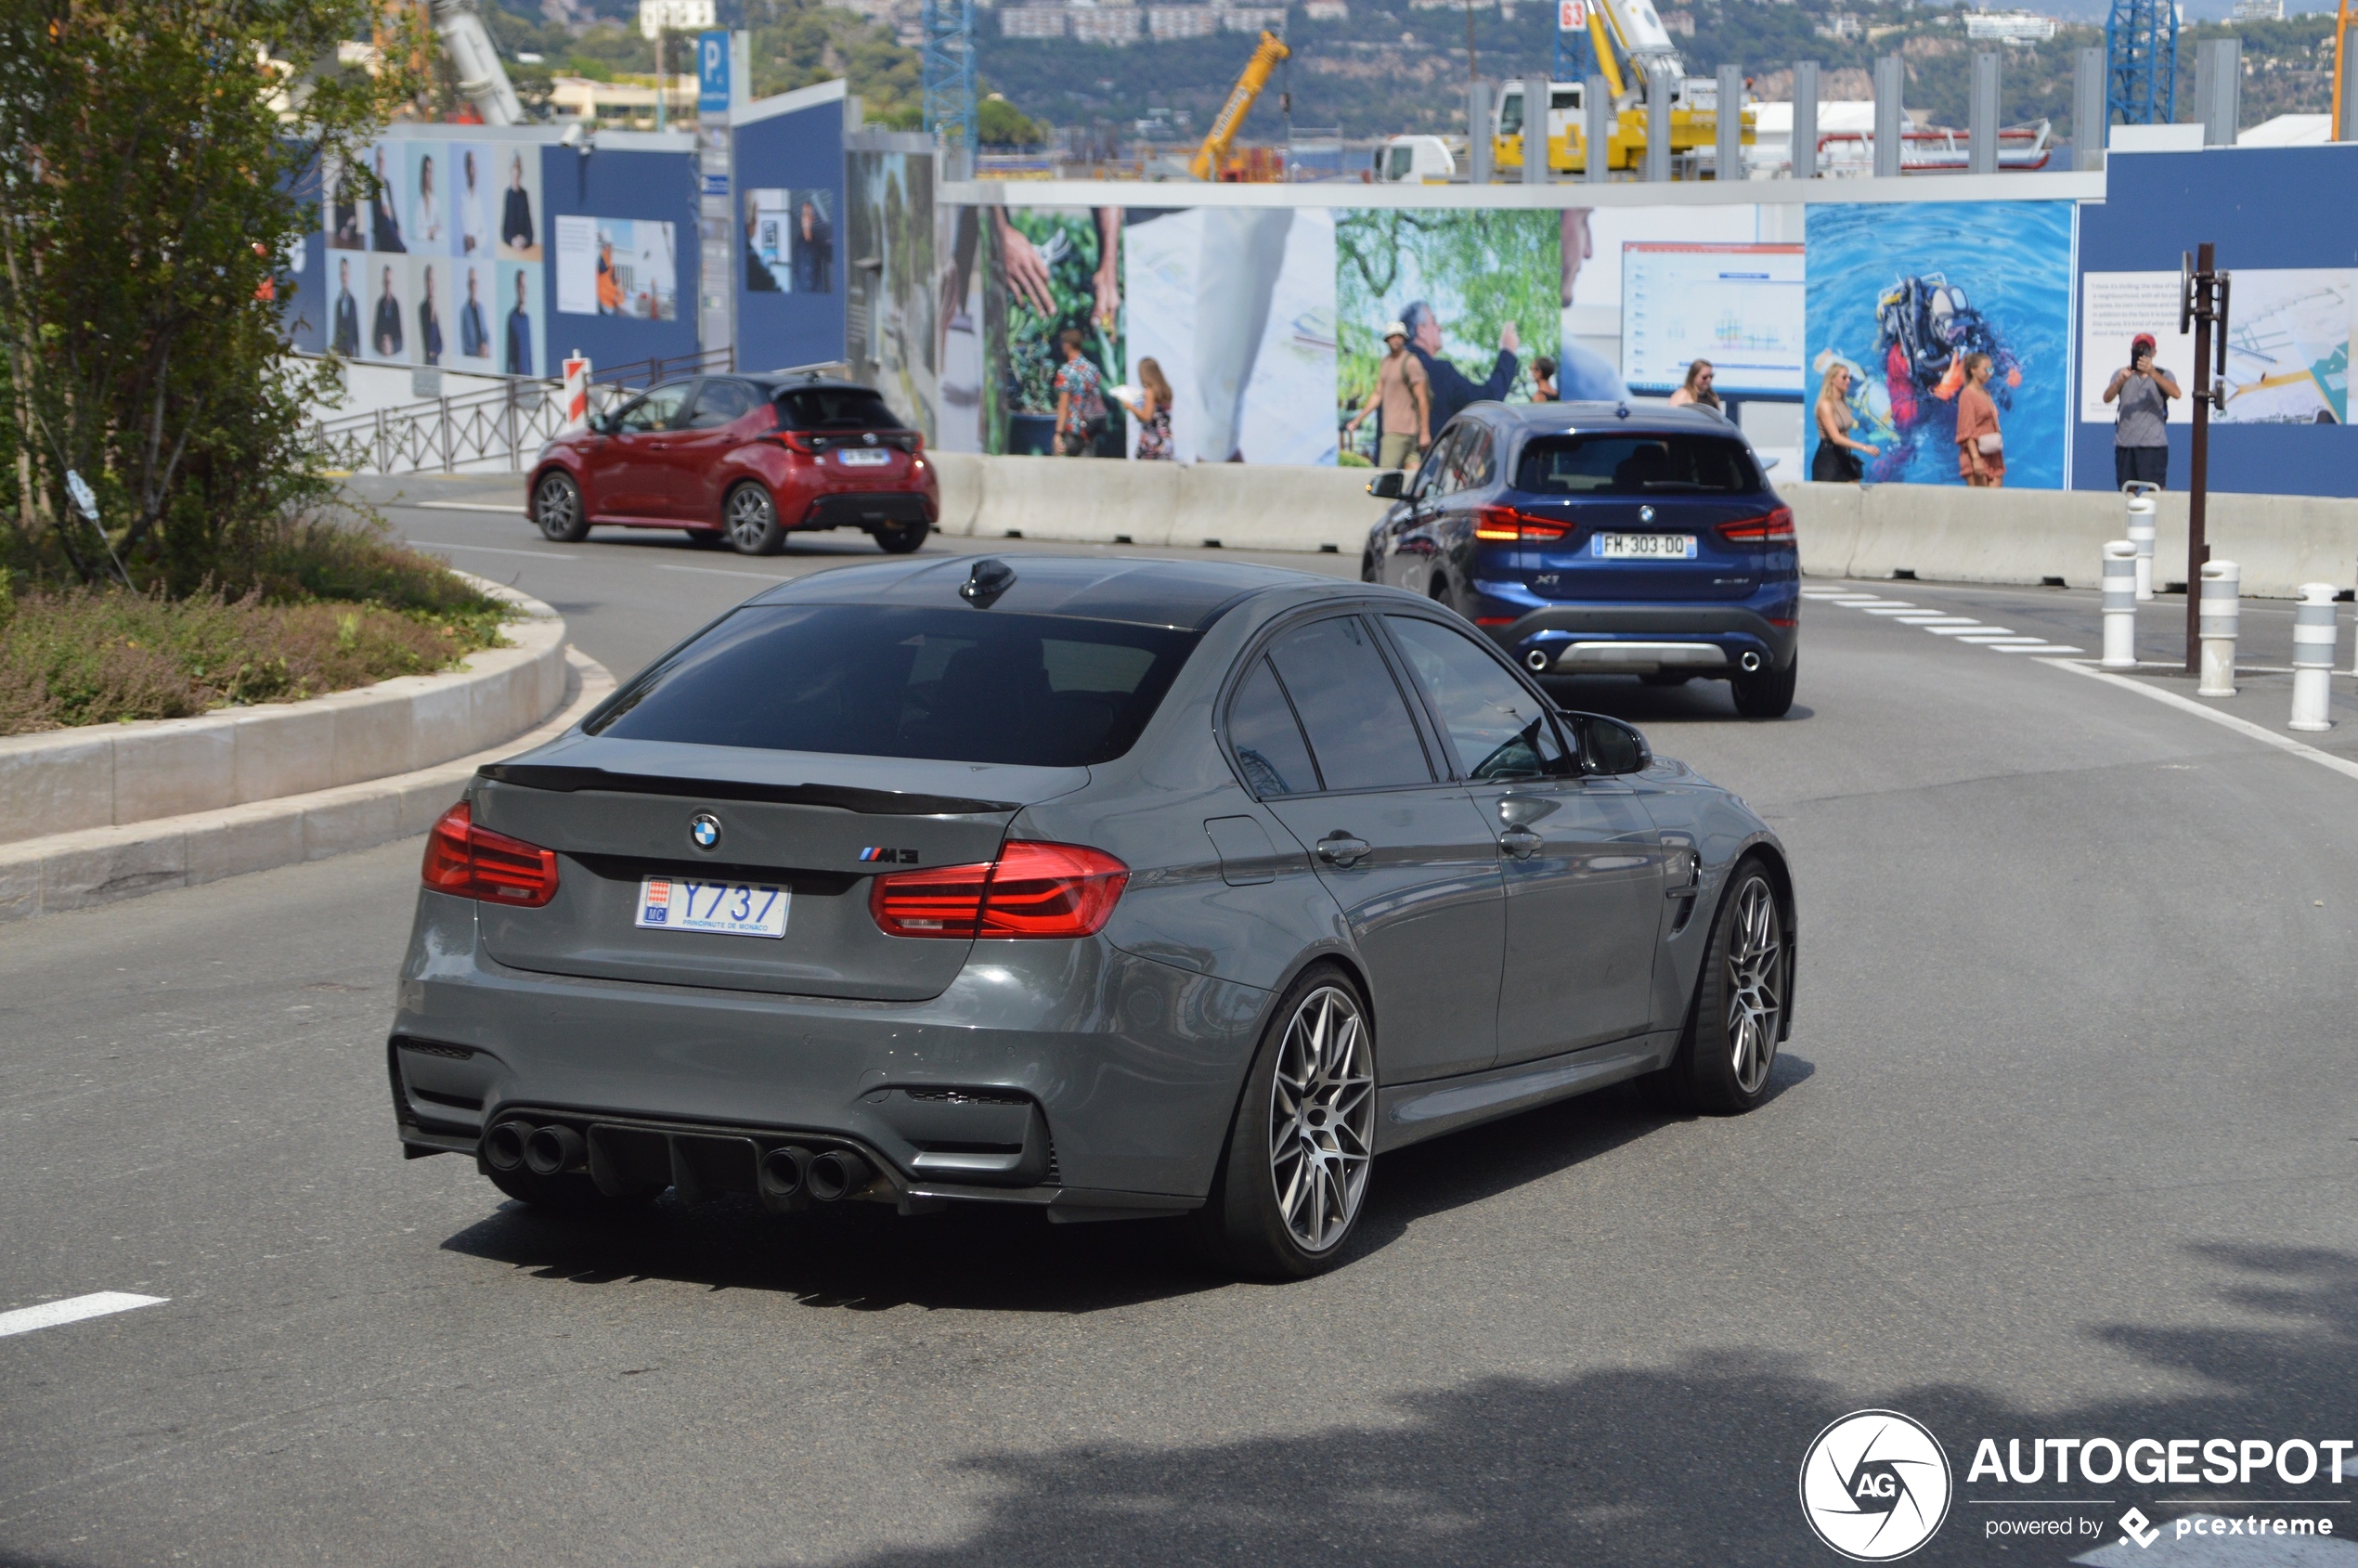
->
[390,554,1794,1278]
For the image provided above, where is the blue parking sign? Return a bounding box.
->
[697,30,730,115]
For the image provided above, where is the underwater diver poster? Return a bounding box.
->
[1805,201,2074,489]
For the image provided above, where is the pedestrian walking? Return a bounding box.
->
[1955,352,2004,488]
[1343,320,1432,471]
[1810,361,1876,481]
[1530,356,1559,402]
[1403,301,1518,429]
[1668,358,1720,410]
[1118,357,1174,460]
[2103,332,2180,489]
[1053,329,1108,458]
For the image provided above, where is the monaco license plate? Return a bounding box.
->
[1593,532,1697,560]
[835,447,891,467]
[635,876,789,939]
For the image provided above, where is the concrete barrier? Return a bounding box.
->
[0,574,566,847]
[932,455,2358,598]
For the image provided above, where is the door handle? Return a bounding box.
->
[1498,825,1542,860]
[1315,833,1372,867]
[647,441,671,450]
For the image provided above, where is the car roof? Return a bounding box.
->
[746,554,1349,631]
[741,375,879,396]
[1472,400,1740,436]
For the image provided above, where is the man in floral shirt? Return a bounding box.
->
[1054,329,1108,458]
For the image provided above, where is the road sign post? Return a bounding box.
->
[2179,242,2230,673]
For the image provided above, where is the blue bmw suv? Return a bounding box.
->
[1362,401,1799,718]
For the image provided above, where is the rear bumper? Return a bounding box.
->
[389,892,1265,1209]
[789,489,937,529]
[1479,603,1799,676]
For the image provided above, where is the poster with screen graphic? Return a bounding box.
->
[984,207,1124,457]
[1125,208,1337,464]
[1806,201,2074,489]
[555,218,675,319]
[494,146,542,261]
[362,255,411,364]
[1622,243,1806,397]
[746,188,836,295]
[450,144,494,261]
[1335,208,1559,467]
[451,258,497,365]
[1561,204,1789,403]
[2080,270,2350,426]
[495,260,542,378]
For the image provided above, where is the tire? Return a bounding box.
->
[1640,860,1789,1116]
[723,482,786,555]
[1195,965,1378,1279]
[1360,551,1380,585]
[681,527,729,549]
[871,517,929,554]
[486,1163,656,1215]
[532,471,589,543]
[1730,654,1797,719]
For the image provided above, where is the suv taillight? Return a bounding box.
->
[1473,505,1570,542]
[1716,506,1796,543]
[421,801,559,907]
[870,841,1129,940]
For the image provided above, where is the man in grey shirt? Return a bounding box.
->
[2103,331,2182,489]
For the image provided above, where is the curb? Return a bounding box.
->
[0,572,566,849]
[0,647,614,923]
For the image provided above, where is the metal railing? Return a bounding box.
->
[307,347,739,475]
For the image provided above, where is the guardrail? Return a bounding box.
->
[307,348,739,475]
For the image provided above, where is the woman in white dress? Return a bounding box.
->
[411,155,444,250]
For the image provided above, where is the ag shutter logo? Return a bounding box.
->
[1799,1410,1954,1562]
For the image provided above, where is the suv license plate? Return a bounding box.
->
[635,877,789,939]
[836,448,891,467]
[1593,533,1697,560]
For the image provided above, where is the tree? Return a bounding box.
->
[0,0,414,591]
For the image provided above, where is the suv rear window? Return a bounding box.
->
[773,387,904,432]
[1514,434,1759,496]
[587,605,1197,767]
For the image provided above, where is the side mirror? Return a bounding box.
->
[1577,715,1652,776]
[1367,470,1405,499]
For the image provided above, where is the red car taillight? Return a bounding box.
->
[1716,506,1796,544]
[1473,505,1571,542]
[421,801,559,908]
[870,840,1129,940]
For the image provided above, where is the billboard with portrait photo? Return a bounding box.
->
[452,259,497,366]
[412,260,450,369]
[362,254,411,364]
[494,146,542,262]
[406,145,450,256]
[450,144,495,262]
[325,153,364,253]
[747,188,836,295]
[362,141,407,253]
[495,259,542,378]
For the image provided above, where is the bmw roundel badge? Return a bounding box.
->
[1639,505,1656,523]
[689,812,721,850]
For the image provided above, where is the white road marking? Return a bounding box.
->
[1994,643,2084,654]
[1842,600,1918,608]
[396,500,525,514]
[1930,625,2008,635]
[401,540,570,561]
[1893,616,1978,625]
[0,1292,168,1338]
[2052,660,2358,784]
[1862,606,1928,616]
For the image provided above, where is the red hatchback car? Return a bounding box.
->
[527,375,939,555]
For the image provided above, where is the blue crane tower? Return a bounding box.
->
[1552,0,1596,85]
[2105,0,2178,126]
[921,0,978,162]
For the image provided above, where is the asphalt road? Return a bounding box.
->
[4,477,2355,1567]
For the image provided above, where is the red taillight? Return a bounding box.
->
[421,801,560,908]
[1474,616,1518,627]
[1473,504,1570,542]
[1716,506,1796,544]
[869,840,1129,940]
[760,431,817,456]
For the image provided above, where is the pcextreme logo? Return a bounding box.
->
[1799,1410,1955,1562]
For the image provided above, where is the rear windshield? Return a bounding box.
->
[1514,434,1760,496]
[773,388,903,432]
[587,604,1197,767]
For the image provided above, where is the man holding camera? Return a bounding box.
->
[2103,332,2183,489]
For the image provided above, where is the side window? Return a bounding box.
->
[1384,616,1569,782]
[1264,616,1433,792]
[617,380,693,433]
[1226,655,1320,797]
[684,380,757,429]
[1450,427,1496,491]
[1411,426,1461,499]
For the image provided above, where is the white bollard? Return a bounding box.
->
[2123,484,2158,601]
[2197,558,2239,697]
[2289,581,2337,732]
[2101,539,2139,669]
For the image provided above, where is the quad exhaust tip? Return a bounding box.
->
[758,1145,813,1200]
[484,1121,529,1172]
[804,1149,873,1202]
[523,1124,585,1176]
[1739,650,1764,673]
[1525,649,1551,671]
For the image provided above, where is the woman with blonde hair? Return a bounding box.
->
[1118,356,1174,460]
[1810,360,1878,482]
[1953,352,2004,487]
[1668,358,1719,410]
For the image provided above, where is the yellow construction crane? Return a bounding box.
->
[1490,0,1752,176]
[1191,31,1289,181]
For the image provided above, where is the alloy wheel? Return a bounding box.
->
[726,486,776,551]
[535,476,578,539]
[1267,984,1374,1254]
[1725,877,1784,1095]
